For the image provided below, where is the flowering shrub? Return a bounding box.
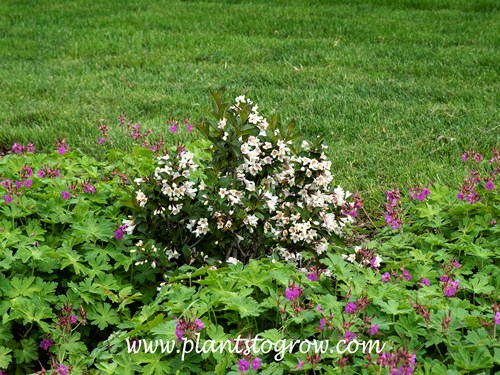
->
[128,90,360,271]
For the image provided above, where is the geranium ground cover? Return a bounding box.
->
[0,93,498,374]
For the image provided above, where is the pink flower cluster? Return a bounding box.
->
[57,138,69,155]
[377,349,416,375]
[381,266,411,284]
[1,164,36,203]
[97,121,110,144]
[385,189,403,230]
[440,258,461,297]
[11,142,35,154]
[55,303,86,335]
[175,317,204,342]
[238,357,261,373]
[408,184,431,201]
[285,284,302,301]
[458,149,499,203]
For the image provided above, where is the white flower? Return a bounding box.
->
[218,118,227,130]
[315,240,328,255]
[122,217,136,235]
[136,190,148,207]
[165,249,180,260]
[244,214,259,227]
[372,255,382,268]
[226,257,240,265]
[243,179,255,192]
[235,95,246,104]
[264,192,278,212]
[154,206,165,216]
[219,188,228,199]
[186,219,197,231]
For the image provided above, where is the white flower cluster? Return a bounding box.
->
[275,246,303,266]
[186,218,209,237]
[136,151,199,217]
[130,240,180,269]
[135,190,148,207]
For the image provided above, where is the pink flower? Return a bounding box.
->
[251,357,261,370]
[98,137,105,144]
[62,191,71,200]
[345,302,357,314]
[319,318,326,331]
[417,191,426,201]
[169,125,178,134]
[369,324,379,335]
[175,323,184,341]
[27,143,35,153]
[494,312,500,325]
[382,272,391,283]
[285,285,302,301]
[444,279,460,297]
[3,195,12,204]
[12,143,24,154]
[485,181,495,191]
[37,170,46,178]
[457,192,465,200]
[71,315,78,324]
[187,124,193,133]
[58,146,67,155]
[24,179,33,188]
[131,124,141,140]
[344,330,356,343]
[195,319,204,331]
[114,226,126,240]
[421,278,430,287]
[58,364,68,375]
[39,338,54,350]
[82,181,96,194]
[295,358,306,370]
[403,269,411,281]
[238,359,250,372]
[306,271,318,282]
[23,167,33,177]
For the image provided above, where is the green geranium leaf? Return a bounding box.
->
[88,302,121,330]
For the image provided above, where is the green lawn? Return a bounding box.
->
[1,0,498,213]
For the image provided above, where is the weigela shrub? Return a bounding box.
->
[129,90,361,269]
